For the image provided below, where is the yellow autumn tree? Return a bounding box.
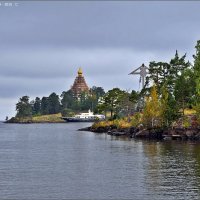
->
[160,84,169,127]
[142,85,161,128]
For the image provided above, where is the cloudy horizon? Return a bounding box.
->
[0,1,200,120]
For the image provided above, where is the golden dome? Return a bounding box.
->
[78,67,83,76]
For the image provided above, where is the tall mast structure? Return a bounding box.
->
[129,63,149,90]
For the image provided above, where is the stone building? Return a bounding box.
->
[70,68,89,98]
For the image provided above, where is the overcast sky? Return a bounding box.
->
[0,1,200,120]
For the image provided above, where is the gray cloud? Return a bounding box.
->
[0,2,199,50]
[0,47,157,78]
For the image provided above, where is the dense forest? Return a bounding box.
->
[13,40,200,128]
[15,86,106,118]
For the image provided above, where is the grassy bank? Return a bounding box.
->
[32,113,64,123]
[92,109,197,130]
[92,117,137,130]
[7,113,65,123]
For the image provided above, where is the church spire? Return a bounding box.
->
[71,68,89,98]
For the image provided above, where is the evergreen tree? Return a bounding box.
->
[48,93,61,114]
[89,86,105,112]
[145,51,190,95]
[61,90,74,109]
[91,86,105,100]
[98,88,127,118]
[16,96,32,118]
[79,91,90,110]
[33,97,41,115]
[169,50,190,75]
[129,90,139,104]
[129,90,141,111]
[117,91,136,117]
[194,41,200,96]
[193,40,200,122]
[168,51,190,93]
[160,84,179,127]
[147,61,170,90]
[41,97,49,115]
[174,69,195,115]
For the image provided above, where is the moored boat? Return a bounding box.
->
[62,110,105,122]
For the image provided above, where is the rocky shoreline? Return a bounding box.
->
[79,125,200,141]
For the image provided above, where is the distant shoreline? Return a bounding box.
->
[4,119,66,124]
[5,113,65,124]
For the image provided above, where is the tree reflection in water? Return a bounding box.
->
[143,141,200,199]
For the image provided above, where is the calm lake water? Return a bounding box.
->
[0,122,200,199]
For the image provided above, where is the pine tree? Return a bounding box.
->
[193,40,200,123]
[41,97,50,115]
[160,84,180,127]
[194,41,200,95]
[33,97,41,115]
[16,96,32,118]
[145,51,190,95]
[48,93,61,114]
[160,84,169,127]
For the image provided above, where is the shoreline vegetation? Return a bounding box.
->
[6,113,65,123]
[78,109,200,141]
[5,40,200,141]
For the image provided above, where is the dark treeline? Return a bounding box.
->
[15,86,106,118]
[15,85,139,119]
